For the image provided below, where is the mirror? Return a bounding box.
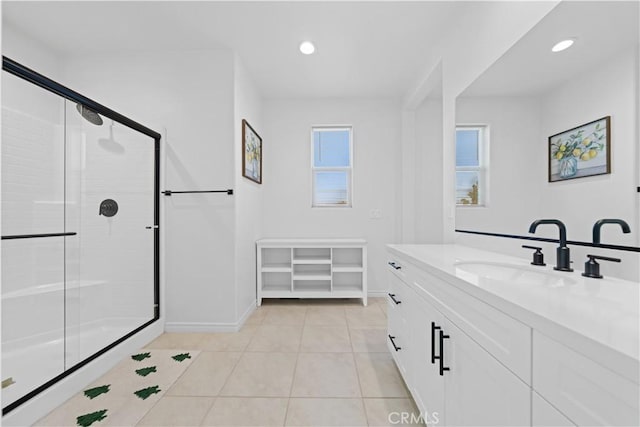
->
[454,1,639,280]
[456,2,640,246]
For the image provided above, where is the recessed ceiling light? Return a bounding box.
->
[551,38,575,53]
[299,41,315,55]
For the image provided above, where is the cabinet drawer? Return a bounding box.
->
[387,273,411,376]
[411,267,532,384]
[533,331,639,426]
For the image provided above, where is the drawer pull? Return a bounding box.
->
[388,293,402,304]
[388,261,402,270]
[388,334,402,351]
[431,322,441,364]
[439,330,450,376]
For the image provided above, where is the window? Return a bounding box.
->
[455,125,488,206]
[311,126,352,207]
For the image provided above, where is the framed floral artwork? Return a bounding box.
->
[548,116,611,182]
[242,119,262,184]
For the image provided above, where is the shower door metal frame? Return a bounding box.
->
[1,56,161,415]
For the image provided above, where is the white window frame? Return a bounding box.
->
[455,124,489,207]
[311,125,353,208]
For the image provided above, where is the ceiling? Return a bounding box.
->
[461,1,639,97]
[2,1,464,99]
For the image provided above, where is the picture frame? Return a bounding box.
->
[242,119,262,184]
[548,116,611,182]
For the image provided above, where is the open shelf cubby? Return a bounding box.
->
[262,272,292,293]
[332,272,364,294]
[293,279,332,293]
[257,239,367,306]
[292,247,331,263]
[261,248,292,271]
[332,248,364,271]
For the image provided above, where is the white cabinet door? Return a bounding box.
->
[533,331,639,427]
[532,391,575,427]
[443,319,530,427]
[410,291,446,427]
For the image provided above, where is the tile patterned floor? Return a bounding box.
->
[36,298,421,426]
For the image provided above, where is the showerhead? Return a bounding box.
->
[76,103,103,126]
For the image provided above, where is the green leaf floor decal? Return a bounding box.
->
[76,409,107,427]
[131,352,151,361]
[83,385,110,399]
[135,366,157,377]
[172,352,191,362]
[134,385,161,400]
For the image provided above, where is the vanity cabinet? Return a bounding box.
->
[387,245,640,427]
[386,258,530,426]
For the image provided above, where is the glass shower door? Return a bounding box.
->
[1,73,66,408]
[65,101,157,366]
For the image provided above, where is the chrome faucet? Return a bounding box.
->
[592,219,631,244]
[528,219,573,271]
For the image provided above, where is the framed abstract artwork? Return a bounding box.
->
[242,119,262,184]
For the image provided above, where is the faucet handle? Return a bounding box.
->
[582,254,621,279]
[522,245,545,266]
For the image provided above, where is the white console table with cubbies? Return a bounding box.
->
[256,238,367,306]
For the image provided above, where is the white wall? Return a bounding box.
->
[261,98,400,293]
[60,50,238,328]
[233,55,263,321]
[456,96,542,235]
[403,1,559,245]
[414,97,444,243]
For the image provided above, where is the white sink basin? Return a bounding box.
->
[454,261,577,287]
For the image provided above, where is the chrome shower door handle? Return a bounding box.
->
[145,225,159,229]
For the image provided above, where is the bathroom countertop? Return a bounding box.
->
[387,244,639,380]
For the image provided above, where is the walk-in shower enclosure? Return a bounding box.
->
[1,57,160,414]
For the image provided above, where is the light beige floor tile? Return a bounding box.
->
[379,304,388,317]
[199,326,258,352]
[201,397,288,426]
[285,398,368,426]
[144,333,207,350]
[244,306,270,325]
[305,307,347,325]
[137,396,214,426]
[355,353,409,398]
[291,353,361,398]
[262,306,307,325]
[300,325,351,352]
[167,352,242,396]
[369,297,387,305]
[246,324,302,352]
[364,398,423,426]
[220,352,297,397]
[349,326,389,353]
[345,305,387,328]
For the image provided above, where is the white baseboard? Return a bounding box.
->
[3,321,164,427]
[164,322,238,333]
[236,301,257,328]
[165,301,257,333]
[368,290,388,298]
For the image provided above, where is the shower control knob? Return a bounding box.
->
[99,199,118,217]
